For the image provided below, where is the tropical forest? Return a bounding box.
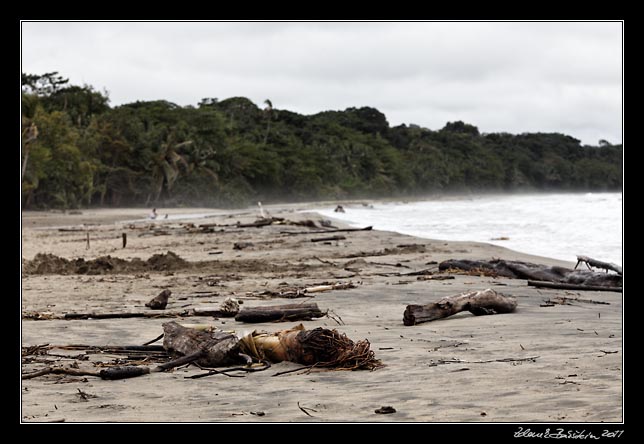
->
[21,72,623,209]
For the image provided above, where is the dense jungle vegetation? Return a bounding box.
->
[21,72,623,209]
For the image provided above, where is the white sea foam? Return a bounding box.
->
[313,192,623,266]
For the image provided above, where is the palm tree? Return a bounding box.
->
[151,132,192,202]
[263,99,273,146]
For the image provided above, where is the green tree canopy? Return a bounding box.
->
[21,72,623,209]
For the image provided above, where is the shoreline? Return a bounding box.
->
[21,205,577,268]
[22,188,622,262]
[21,206,622,422]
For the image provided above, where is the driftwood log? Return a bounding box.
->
[61,308,236,320]
[237,219,275,228]
[403,289,517,326]
[528,280,622,293]
[282,226,373,235]
[251,282,355,299]
[440,259,622,288]
[162,321,243,367]
[235,303,325,323]
[60,298,239,321]
[311,235,346,242]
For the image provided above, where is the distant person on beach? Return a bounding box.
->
[149,208,157,220]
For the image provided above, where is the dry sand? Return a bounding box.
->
[20,205,622,423]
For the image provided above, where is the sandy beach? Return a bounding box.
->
[20,205,623,423]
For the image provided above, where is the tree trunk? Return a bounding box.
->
[21,123,38,182]
[235,303,324,323]
[21,147,30,181]
[403,289,517,326]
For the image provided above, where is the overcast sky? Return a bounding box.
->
[21,21,622,145]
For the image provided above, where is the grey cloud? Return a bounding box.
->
[21,21,622,145]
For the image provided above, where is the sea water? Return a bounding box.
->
[314,193,623,266]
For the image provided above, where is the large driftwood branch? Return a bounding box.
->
[440,259,622,288]
[403,289,517,326]
[162,321,243,367]
[575,255,622,275]
[234,303,325,323]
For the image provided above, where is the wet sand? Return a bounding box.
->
[20,205,622,422]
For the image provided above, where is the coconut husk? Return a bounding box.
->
[240,324,381,370]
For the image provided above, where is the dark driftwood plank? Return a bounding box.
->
[235,303,324,323]
[64,312,147,320]
[527,280,622,292]
[403,289,517,326]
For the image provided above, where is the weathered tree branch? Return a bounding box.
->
[403,289,517,326]
[575,255,622,275]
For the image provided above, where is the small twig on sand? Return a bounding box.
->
[141,333,165,346]
[187,369,245,378]
[599,350,619,355]
[313,256,337,266]
[187,360,272,379]
[298,401,317,417]
[326,310,345,325]
[370,261,411,269]
[428,356,539,367]
[272,365,316,377]
[22,367,101,380]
